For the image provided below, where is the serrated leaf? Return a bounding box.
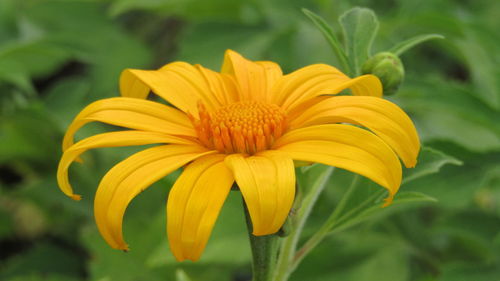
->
[389,34,444,55]
[302,9,350,74]
[339,7,379,75]
[403,146,462,184]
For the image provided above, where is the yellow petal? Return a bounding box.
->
[94,145,213,250]
[196,64,238,105]
[221,49,283,102]
[120,62,226,114]
[119,69,150,99]
[224,152,295,236]
[256,61,284,98]
[289,96,420,167]
[274,124,401,205]
[166,154,233,261]
[62,97,195,151]
[57,130,197,200]
[270,64,381,111]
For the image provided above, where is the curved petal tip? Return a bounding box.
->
[382,194,394,208]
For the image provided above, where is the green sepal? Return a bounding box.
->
[389,33,445,56]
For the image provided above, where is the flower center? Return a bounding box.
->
[190,101,287,154]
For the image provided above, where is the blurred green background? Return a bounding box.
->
[0,0,499,280]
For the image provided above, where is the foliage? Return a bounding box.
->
[0,0,499,281]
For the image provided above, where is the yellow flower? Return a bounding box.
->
[57,50,419,262]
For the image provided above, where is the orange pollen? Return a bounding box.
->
[190,101,287,154]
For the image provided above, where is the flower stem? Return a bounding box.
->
[273,166,334,281]
[293,176,364,268]
[244,202,278,281]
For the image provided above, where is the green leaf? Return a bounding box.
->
[439,262,500,281]
[389,34,444,55]
[302,9,350,74]
[402,148,500,209]
[339,7,379,75]
[0,206,14,238]
[108,0,168,17]
[0,40,72,78]
[395,76,500,152]
[43,76,90,130]
[289,230,411,281]
[0,59,35,95]
[403,146,462,184]
[330,191,437,234]
[0,0,17,42]
[22,0,152,99]
[0,105,61,164]
[0,242,85,280]
[176,269,194,281]
[456,27,500,109]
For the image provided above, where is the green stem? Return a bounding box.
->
[244,202,278,281]
[293,176,359,265]
[274,166,334,281]
[293,178,382,268]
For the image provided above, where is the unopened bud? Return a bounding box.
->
[362,52,404,96]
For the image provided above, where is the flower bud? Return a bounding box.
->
[361,52,404,96]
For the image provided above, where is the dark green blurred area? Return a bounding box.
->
[0,0,499,280]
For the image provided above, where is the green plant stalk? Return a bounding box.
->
[302,9,352,75]
[273,166,334,281]
[244,202,279,281]
[293,180,384,268]
[321,190,385,234]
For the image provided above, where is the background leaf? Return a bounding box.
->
[302,9,350,74]
[403,146,463,184]
[339,7,379,75]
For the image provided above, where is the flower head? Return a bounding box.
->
[57,50,420,261]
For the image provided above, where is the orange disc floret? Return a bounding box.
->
[190,101,287,154]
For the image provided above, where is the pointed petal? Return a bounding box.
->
[57,130,197,200]
[62,97,195,151]
[256,61,284,99]
[120,62,228,114]
[167,154,233,261]
[274,124,401,205]
[257,150,296,231]
[270,64,381,111]
[221,50,283,102]
[225,152,295,236]
[94,145,214,250]
[289,96,420,167]
[196,64,238,105]
[119,69,150,99]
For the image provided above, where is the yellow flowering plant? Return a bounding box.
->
[56,7,442,281]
